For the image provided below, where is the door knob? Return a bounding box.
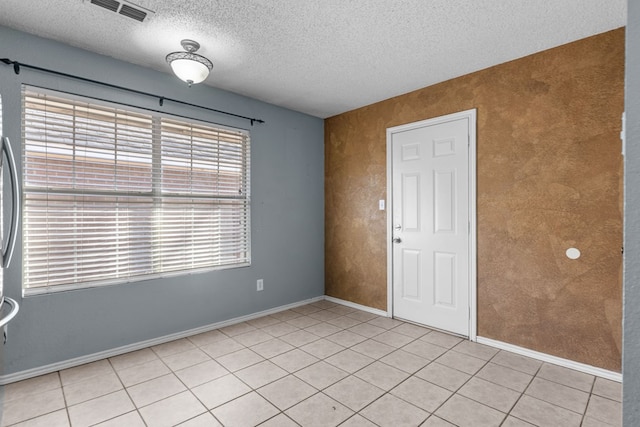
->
[394,224,402,230]
[392,237,402,243]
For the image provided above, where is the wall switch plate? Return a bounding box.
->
[379,200,385,210]
[257,279,264,291]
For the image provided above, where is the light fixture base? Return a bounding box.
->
[180,39,200,53]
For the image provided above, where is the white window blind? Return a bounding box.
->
[22,87,250,294]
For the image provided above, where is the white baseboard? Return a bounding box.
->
[0,296,324,385]
[476,336,622,382]
[323,296,389,317]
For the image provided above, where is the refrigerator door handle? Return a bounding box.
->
[2,136,20,268]
[0,297,19,343]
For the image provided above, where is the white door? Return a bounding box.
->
[388,110,475,337]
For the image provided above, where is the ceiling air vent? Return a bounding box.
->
[119,4,147,22]
[91,0,119,12]
[85,0,154,23]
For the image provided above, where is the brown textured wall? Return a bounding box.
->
[325,28,624,371]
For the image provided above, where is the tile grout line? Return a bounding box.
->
[494,350,541,426]
[418,347,495,425]
[503,359,600,426]
[307,325,446,425]
[194,306,355,426]
[61,370,73,427]
[254,306,386,425]
[107,354,148,427]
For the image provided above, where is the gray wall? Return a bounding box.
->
[624,1,639,424]
[0,25,325,376]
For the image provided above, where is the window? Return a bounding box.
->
[22,87,250,294]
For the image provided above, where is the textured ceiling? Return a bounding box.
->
[0,1,627,118]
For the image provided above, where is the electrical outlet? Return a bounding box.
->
[257,279,264,291]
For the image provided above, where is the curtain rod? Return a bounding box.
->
[0,58,265,126]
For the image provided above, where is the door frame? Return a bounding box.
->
[386,108,478,341]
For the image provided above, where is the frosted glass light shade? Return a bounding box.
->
[169,58,210,84]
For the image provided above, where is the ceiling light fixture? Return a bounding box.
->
[166,39,213,87]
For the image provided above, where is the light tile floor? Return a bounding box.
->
[0,300,622,427]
